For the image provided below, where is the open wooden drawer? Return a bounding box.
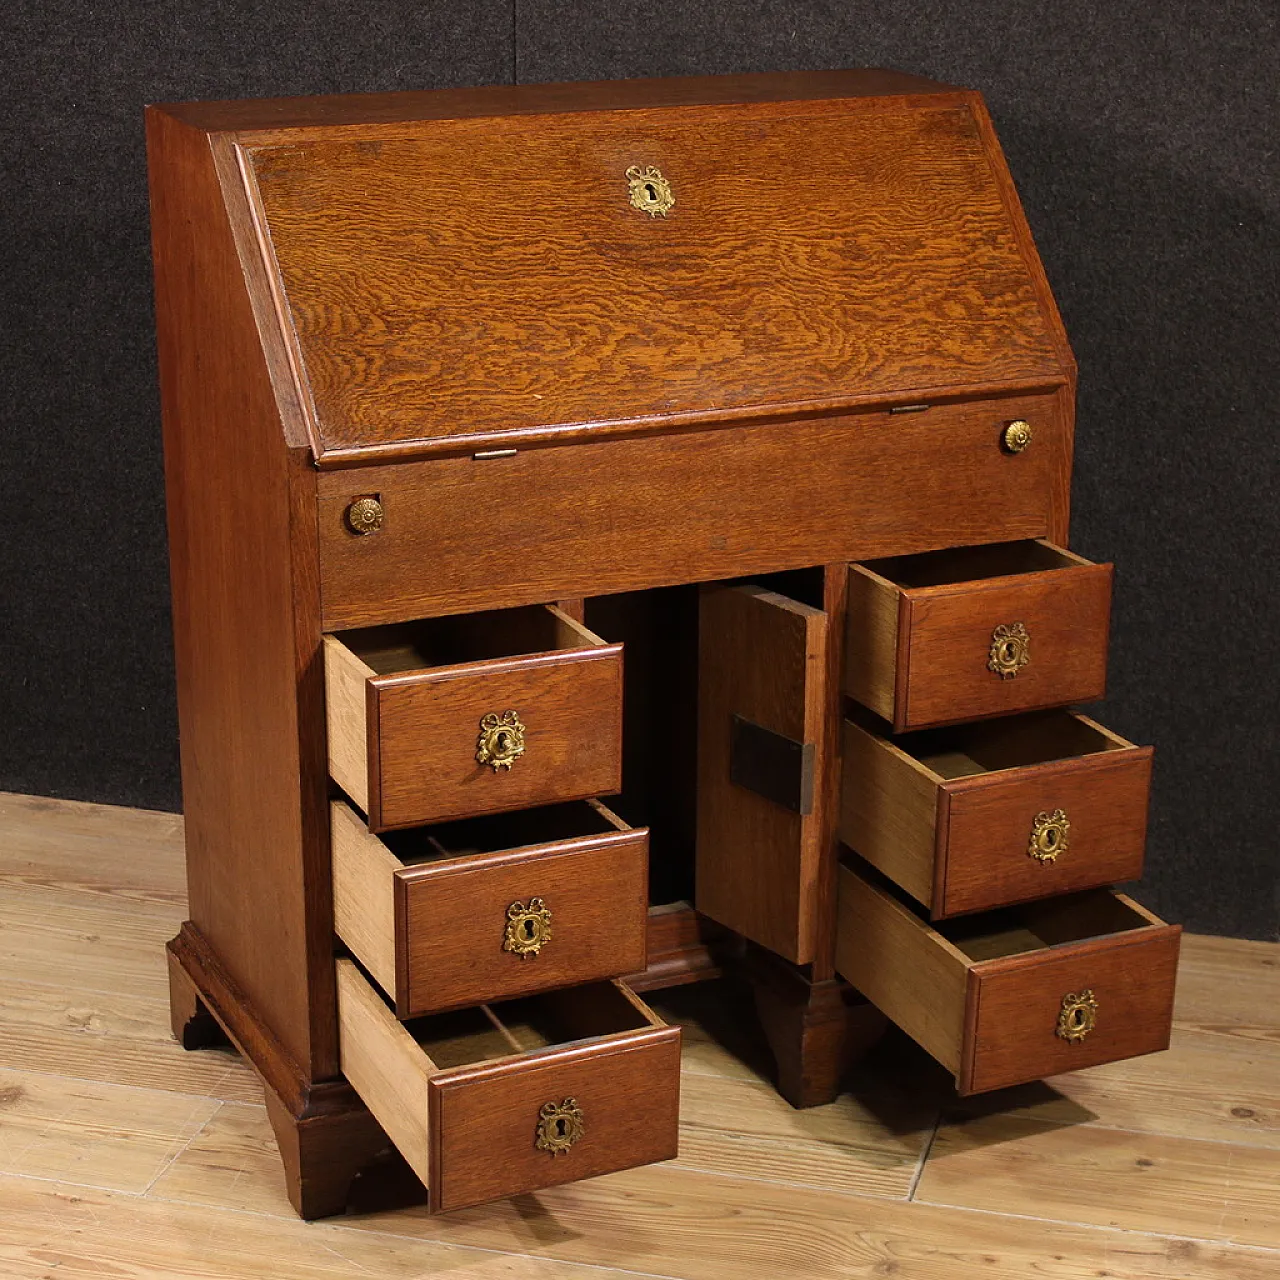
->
[840,710,1153,919]
[324,603,622,831]
[835,865,1180,1095]
[332,797,649,1017]
[336,959,681,1213]
[845,540,1112,731]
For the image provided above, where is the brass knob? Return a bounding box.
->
[504,897,552,958]
[1028,809,1070,864]
[345,496,384,535]
[535,1097,585,1155]
[1056,989,1098,1043]
[988,622,1030,678]
[476,710,525,771]
[1002,420,1033,453]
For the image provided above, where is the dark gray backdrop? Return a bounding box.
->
[2,3,1276,939]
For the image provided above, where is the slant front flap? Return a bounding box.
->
[245,94,1065,460]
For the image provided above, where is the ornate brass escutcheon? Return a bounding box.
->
[535,1097,585,1155]
[1056,989,1099,1043]
[1028,808,1070,864]
[1002,419,1033,453]
[476,710,526,771]
[988,621,1030,679]
[503,897,552,958]
[344,495,384,535]
[626,165,675,217]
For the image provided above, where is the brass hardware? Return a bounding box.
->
[503,897,552,958]
[476,710,525,771]
[889,403,931,414]
[1028,809,1070,864]
[1002,419,1033,453]
[626,165,675,218]
[535,1097,585,1155]
[473,449,518,460]
[988,622,1030,678]
[1056,989,1099,1043]
[344,496,384,535]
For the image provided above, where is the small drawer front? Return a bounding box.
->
[325,605,623,831]
[336,961,681,1214]
[332,799,649,1017]
[834,866,1180,1096]
[846,540,1112,732]
[840,711,1152,919]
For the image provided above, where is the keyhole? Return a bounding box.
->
[495,731,508,751]
[556,1118,567,1136]
[1069,1008,1085,1031]
[1044,828,1059,849]
[523,919,535,939]
[644,183,658,202]
[1001,641,1017,664]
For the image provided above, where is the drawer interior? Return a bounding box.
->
[937,886,1163,963]
[380,798,629,868]
[894,709,1135,782]
[335,603,606,674]
[386,975,659,1071]
[862,538,1091,590]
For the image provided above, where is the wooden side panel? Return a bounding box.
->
[334,959,435,1185]
[696,585,827,963]
[149,110,333,1077]
[323,635,373,814]
[838,720,941,909]
[371,646,624,831]
[428,1024,682,1213]
[901,561,1113,730]
[398,826,650,1017]
[843,565,901,722]
[330,801,401,996]
[942,745,1154,919]
[833,866,968,1073]
[962,920,1181,1095]
[316,392,1060,629]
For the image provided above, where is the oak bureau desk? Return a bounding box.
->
[148,68,1180,1219]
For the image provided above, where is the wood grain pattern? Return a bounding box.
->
[323,633,375,813]
[845,540,1112,731]
[245,97,1065,461]
[963,913,1182,1095]
[696,584,827,963]
[316,393,1061,629]
[332,797,650,1016]
[839,712,1153,919]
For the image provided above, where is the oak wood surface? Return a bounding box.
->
[4,792,1278,1278]
[315,392,1061,629]
[840,712,1154,918]
[246,95,1065,461]
[845,540,1113,731]
[331,798,650,1016]
[695,584,827,963]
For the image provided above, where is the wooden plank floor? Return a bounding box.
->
[1,791,1277,1278]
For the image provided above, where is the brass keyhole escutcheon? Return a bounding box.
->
[988,622,1030,679]
[1028,809,1070,864]
[535,1097,585,1155]
[1056,989,1098,1043]
[503,897,552,959]
[1002,419,1033,453]
[344,495,384,535]
[626,165,675,217]
[476,710,525,771]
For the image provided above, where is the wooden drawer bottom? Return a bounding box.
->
[336,959,681,1212]
[835,865,1180,1094]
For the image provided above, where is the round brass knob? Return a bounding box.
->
[345,496,384,535]
[988,622,1030,679]
[1002,420,1033,453]
[1028,808,1070,864]
[1056,989,1098,1043]
[503,897,552,958]
[535,1097,585,1155]
[476,710,526,771]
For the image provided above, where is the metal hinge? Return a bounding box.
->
[729,715,815,816]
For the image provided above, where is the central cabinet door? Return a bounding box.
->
[695,583,829,964]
